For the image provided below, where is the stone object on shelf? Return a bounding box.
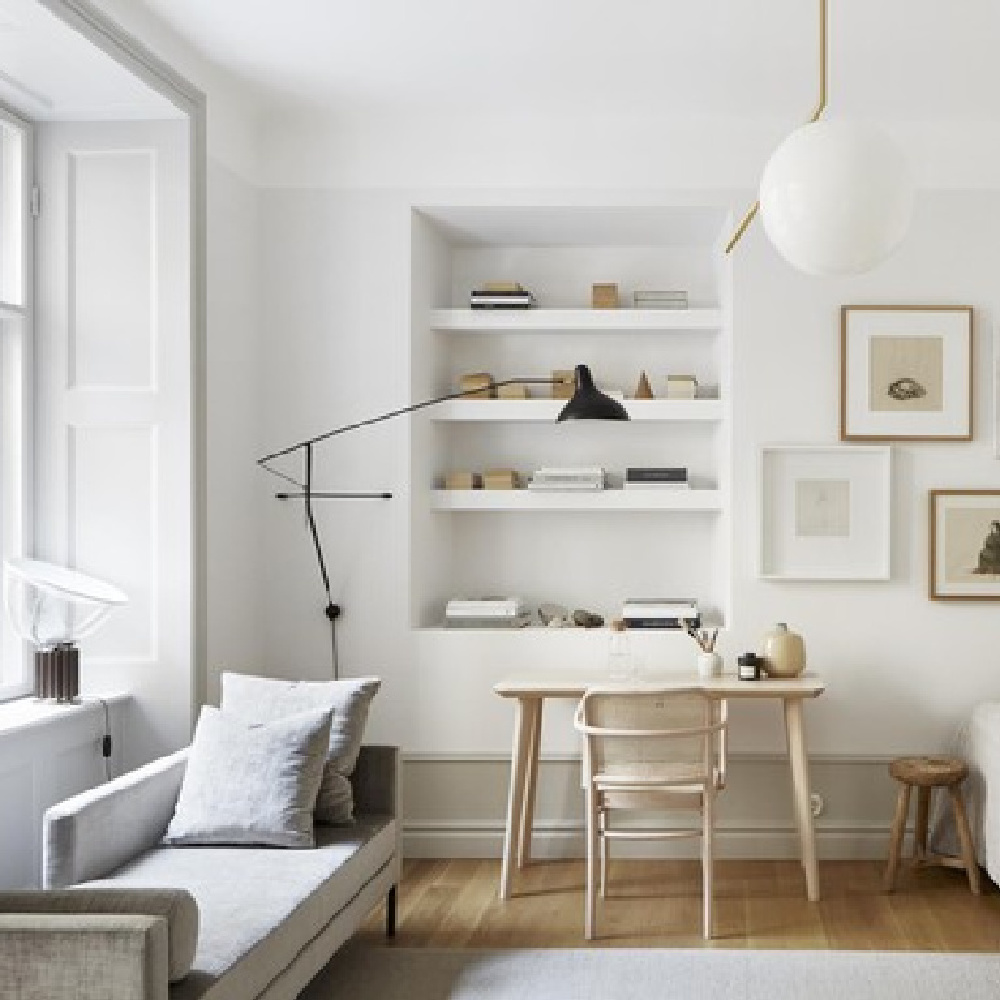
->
[572,609,605,628]
[483,469,519,490]
[591,283,619,308]
[634,370,654,399]
[497,382,529,400]
[459,372,495,399]
[538,602,570,627]
[551,369,574,400]
[444,471,481,490]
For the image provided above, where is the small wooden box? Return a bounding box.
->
[591,283,619,309]
[551,369,575,400]
[483,469,519,490]
[459,372,494,399]
[444,471,481,490]
[497,382,529,400]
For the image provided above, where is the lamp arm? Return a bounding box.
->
[725,0,828,255]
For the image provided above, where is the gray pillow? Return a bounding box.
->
[220,673,380,824]
[164,705,331,848]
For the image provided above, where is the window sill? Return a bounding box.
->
[0,692,131,740]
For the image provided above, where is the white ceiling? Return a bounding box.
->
[0,0,178,120]
[132,0,1000,122]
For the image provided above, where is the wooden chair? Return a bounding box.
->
[573,685,728,940]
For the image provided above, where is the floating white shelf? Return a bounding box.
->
[430,399,722,422]
[430,307,722,334]
[432,489,724,512]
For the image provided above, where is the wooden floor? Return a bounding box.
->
[358,858,1000,950]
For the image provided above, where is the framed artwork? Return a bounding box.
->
[759,445,891,580]
[929,490,1000,600]
[840,305,973,442]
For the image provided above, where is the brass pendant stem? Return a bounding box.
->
[726,0,828,255]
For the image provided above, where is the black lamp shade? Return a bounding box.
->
[557,364,630,422]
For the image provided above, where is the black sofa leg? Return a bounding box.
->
[386,885,397,938]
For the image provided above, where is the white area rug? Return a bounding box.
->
[300,941,1000,1000]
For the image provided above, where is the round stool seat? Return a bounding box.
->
[889,755,968,788]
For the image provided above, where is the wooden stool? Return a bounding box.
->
[884,755,980,894]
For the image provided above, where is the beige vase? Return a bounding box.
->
[759,622,805,678]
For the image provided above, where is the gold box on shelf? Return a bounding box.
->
[444,471,481,490]
[483,469,519,490]
[551,369,574,400]
[591,283,619,309]
[459,372,494,399]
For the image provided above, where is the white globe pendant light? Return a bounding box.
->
[725,0,913,275]
[759,119,914,275]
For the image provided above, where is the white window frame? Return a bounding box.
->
[0,105,33,702]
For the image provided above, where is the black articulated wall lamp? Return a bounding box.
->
[257,363,628,677]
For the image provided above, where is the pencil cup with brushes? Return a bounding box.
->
[686,624,722,678]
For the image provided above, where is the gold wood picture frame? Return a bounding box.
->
[929,489,1000,601]
[840,305,973,442]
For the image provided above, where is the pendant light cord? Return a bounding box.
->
[726,0,829,254]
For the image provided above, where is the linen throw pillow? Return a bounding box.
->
[164,705,331,848]
[221,673,381,824]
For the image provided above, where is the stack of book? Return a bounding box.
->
[624,467,689,490]
[470,282,536,310]
[633,290,688,310]
[622,598,700,630]
[528,466,606,491]
[445,597,531,629]
[665,375,698,399]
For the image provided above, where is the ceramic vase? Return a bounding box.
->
[759,622,805,678]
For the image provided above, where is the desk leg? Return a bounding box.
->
[784,697,821,902]
[518,699,542,868]
[500,696,533,899]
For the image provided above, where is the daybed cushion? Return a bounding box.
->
[82,817,397,1000]
[163,706,331,849]
[220,673,381,825]
[0,887,198,983]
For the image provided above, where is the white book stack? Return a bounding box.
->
[445,597,531,629]
[529,467,606,491]
[622,598,701,629]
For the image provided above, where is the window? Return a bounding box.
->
[0,108,32,701]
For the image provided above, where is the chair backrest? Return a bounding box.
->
[574,686,727,786]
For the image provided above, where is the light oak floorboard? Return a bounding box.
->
[360,859,1000,950]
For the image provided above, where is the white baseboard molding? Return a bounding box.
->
[403,821,895,861]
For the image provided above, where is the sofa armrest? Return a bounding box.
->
[43,748,189,889]
[351,744,399,818]
[0,913,169,1000]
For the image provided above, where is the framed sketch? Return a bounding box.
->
[840,305,973,441]
[929,490,1000,600]
[759,445,891,580]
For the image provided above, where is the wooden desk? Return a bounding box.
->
[494,672,826,902]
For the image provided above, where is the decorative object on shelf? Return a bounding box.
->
[591,283,619,309]
[634,371,654,399]
[758,444,891,580]
[841,306,973,442]
[572,609,604,629]
[665,374,698,399]
[258,364,629,674]
[551,369,575,400]
[483,469,519,490]
[928,490,1000,601]
[459,372,495,399]
[538,602,569,627]
[528,466,606,492]
[496,382,529,400]
[444,471,480,490]
[633,290,688,310]
[737,653,762,681]
[725,0,913,276]
[622,597,700,630]
[758,622,806,678]
[2,558,128,703]
[469,284,536,309]
[624,467,688,490]
[607,618,633,680]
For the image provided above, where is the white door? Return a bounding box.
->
[34,119,193,769]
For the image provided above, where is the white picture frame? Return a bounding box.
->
[840,305,973,442]
[759,445,892,580]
